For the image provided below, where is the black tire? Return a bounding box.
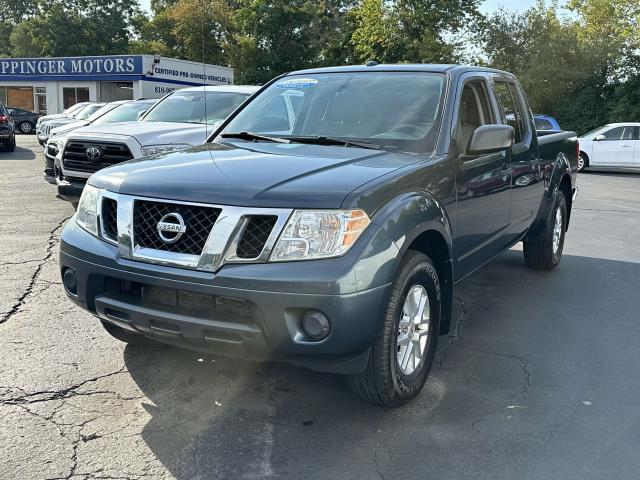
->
[7,136,15,152]
[578,152,588,173]
[348,250,440,407]
[18,121,33,134]
[523,193,567,270]
[100,320,157,346]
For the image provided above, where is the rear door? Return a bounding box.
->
[591,125,635,167]
[453,75,511,278]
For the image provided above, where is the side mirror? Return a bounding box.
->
[593,134,606,141]
[137,110,147,120]
[467,125,514,155]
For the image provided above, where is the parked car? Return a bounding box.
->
[0,102,16,151]
[36,102,90,133]
[55,85,258,203]
[44,99,158,184]
[60,64,578,406]
[577,123,640,172]
[533,114,561,131]
[37,103,106,145]
[7,107,41,134]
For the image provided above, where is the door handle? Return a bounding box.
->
[622,145,632,148]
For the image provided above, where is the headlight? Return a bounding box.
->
[270,209,370,261]
[76,185,101,236]
[141,144,191,156]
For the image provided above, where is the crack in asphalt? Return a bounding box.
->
[462,345,532,408]
[437,295,466,369]
[372,447,388,480]
[0,367,131,406]
[0,215,71,325]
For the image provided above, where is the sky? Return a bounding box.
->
[138,0,549,15]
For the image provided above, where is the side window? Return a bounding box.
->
[535,118,553,130]
[494,81,527,143]
[601,126,634,141]
[456,81,492,152]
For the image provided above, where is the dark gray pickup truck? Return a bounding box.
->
[60,64,578,406]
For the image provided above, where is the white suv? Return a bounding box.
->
[55,85,259,203]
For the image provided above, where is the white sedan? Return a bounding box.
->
[578,122,640,172]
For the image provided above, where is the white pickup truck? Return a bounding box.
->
[55,85,259,203]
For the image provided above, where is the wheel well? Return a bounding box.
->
[579,150,589,166]
[559,174,572,229]
[408,230,453,335]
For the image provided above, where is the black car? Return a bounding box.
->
[0,103,16,151]
[7,106,40,134]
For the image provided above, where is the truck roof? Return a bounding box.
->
[289,64,514,77]
[177,85,260,94]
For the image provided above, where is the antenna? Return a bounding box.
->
[201,0,207,143]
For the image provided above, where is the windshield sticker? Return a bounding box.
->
[275,78,318,89]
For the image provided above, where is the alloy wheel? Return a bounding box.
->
[397,285,430,376]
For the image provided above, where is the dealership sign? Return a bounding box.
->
[0,55,143,81]
[0,54,233,86]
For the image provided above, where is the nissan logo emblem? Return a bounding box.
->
[156,212,186,243]
[85,146,102,162]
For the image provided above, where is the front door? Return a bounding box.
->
[592,125,635,167]
[454,79,511,278]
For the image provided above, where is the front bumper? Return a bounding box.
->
[60,221,390,374]
[44,152,56,184]
[56,172,86,203]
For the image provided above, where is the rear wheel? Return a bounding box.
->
[523,193,567,270]
[100,321,157,346]
[348,251,440,407]
[7,136,15,152]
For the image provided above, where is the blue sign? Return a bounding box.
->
[0,55,143,81]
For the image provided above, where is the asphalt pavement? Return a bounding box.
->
[1,135,639,480]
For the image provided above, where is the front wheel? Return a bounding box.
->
[18,122,33,134]
[577,153,588,173]
[348,250,440,407]
[523,193,567,270]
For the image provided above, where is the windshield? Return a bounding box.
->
[74,104,105,120]
[92,101,156,126]
[220,72,445,153]
[142,91,249,124]
[63,103,84,115]
[85,103,120,123]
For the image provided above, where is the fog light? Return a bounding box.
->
[302,310,330,341]
[62,267,77,295]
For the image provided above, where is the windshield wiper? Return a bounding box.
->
[220,131,291,144]
[283,136,384,150]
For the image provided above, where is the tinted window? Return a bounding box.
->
[143,91,249,124]
[494,81,526,143]
[535,118,553,130]
[222,72,446,153]
[602,126,634,140]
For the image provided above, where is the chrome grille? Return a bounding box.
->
[133,200,221,255]
[236,216,278,259]
[62,141,133,173]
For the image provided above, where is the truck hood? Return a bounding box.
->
[68,121,212,147]
[90,141,420,209]
[51,121,89,137]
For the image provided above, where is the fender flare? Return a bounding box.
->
[526,152,572,241]
[368,191,455,334]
